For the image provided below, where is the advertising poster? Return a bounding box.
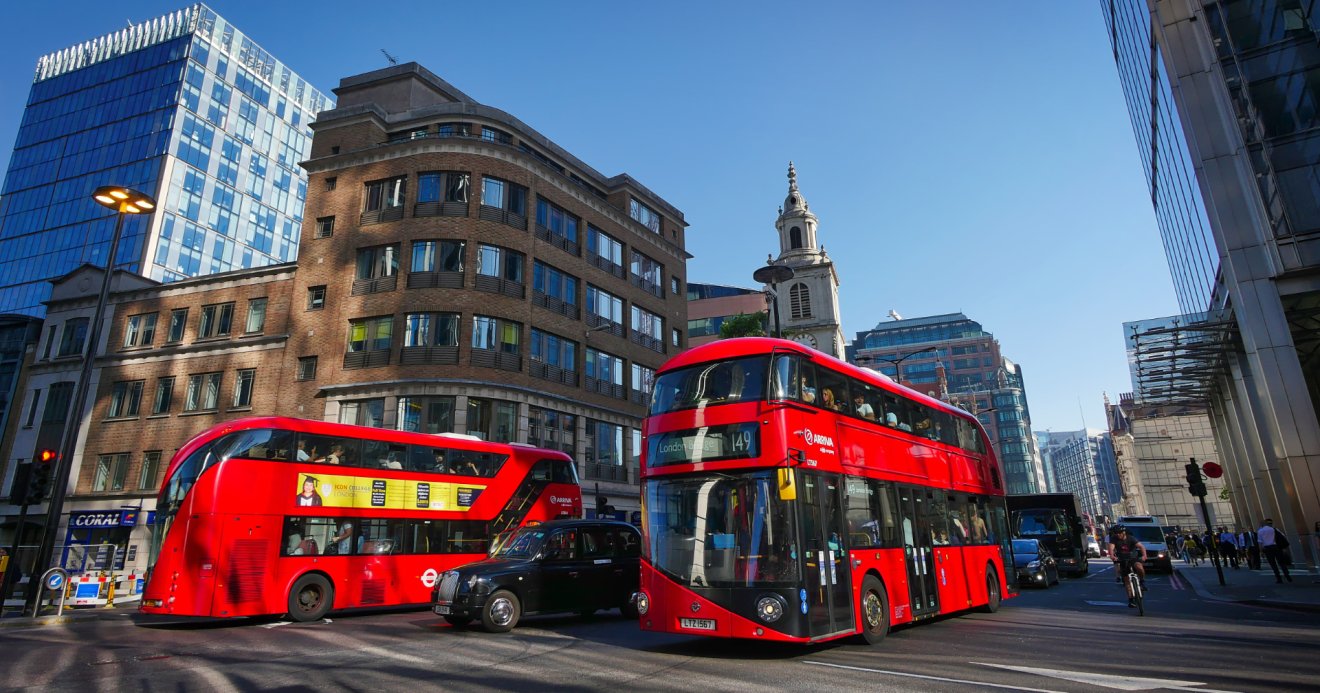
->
[296,473,484,511]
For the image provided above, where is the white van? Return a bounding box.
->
[1114,516,1172,572]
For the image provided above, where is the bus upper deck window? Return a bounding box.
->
[771,354,799,401]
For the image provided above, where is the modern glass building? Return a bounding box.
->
[852,313,1045,494]
[1103,0,1320,563]
[0,4,331,317]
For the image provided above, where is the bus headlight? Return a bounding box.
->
[756,595,786,623]
[635,591,649,616]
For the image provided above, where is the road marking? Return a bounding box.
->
[260,620,292,629]
[1084,600,1131,607]
[803,661,1065,693]
[1170,573,1184,591]
[972,662,1243,692]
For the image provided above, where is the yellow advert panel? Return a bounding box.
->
[295,473,485,512]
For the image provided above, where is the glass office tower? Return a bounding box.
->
[0,4,331,316]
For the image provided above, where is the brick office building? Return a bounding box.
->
[286,63,687,520]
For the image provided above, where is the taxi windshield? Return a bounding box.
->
[492,527,547,558]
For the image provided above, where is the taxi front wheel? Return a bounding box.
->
[481,590,521,632]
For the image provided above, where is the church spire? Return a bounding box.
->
[783,161,809,215]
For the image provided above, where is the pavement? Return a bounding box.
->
[1174,556,1320,613]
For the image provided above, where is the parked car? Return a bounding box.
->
[1012,538,1060,588]
[432,518,641,632]
[1086,536,1102,558]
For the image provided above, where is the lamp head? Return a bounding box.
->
[92,186,155,214]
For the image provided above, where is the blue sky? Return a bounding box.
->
[0,1,1180,432]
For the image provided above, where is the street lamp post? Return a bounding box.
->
[24,186,154,617]
[859,346,938,383]
[752,263,794,339]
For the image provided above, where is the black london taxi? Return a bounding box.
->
[432,518,642,632]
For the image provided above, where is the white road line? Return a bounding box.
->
[803,660,1066,693]
[973,662,1244,692]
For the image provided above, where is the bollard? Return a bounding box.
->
[105,579,115,608]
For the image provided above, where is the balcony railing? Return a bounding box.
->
[351,274,398,296]
[532,292,579,320]
[529,360,578,386]
[360,206,405,226]
[471,348,521,372]
[629,332,665,354]
[588,254,626,279]
[344,349,391,369]
[535,224,580,256]
[400,345,459,366]
[630,390,651,406]
[585,313,624,338]
[413,201,469,218]
[478,205,527,230]
[584,376,625,399]
[630,275,664,298]
[407,271,464,290]
[474,274,525,299]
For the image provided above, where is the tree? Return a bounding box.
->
[719,312,768,339]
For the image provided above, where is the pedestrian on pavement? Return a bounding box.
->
[1258,518,1292,583]
[1181,534,1199,566]
[1218,527,1239,569]
[1240,528,1261,570]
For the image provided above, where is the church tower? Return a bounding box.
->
[765,163,844,358]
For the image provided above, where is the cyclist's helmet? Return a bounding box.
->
[1112,524,1127,534]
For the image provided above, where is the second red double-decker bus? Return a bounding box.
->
[141,417,581,621]
[637,338,1015,644]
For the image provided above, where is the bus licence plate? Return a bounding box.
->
[434,605,452,615]
[680,618,715,631]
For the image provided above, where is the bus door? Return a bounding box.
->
[799,472,854,639]
[898,486,939,617]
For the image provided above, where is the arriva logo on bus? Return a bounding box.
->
[801,428,835,449]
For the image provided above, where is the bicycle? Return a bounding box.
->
[1118,559,1144,616]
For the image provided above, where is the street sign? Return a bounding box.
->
[1202,461,1223,478]
[44,569,67,591]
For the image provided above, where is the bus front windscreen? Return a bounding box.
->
[644,471,798,588]
[649,356,769,415]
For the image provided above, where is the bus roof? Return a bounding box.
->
[658,337,978,423]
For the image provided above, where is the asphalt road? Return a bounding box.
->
[1,564,1316,692]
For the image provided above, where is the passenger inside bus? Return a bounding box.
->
[820,388,841,411]
[800,377,817,403]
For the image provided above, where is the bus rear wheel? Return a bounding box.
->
[481,590,521,633]
[859,575,890,645]
[288,574,333,622]
[979,567,1001,613]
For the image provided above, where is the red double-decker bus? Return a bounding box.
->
[141,417,581,621]
[637,338,1015,644]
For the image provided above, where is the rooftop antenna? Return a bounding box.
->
[381,49,399,66]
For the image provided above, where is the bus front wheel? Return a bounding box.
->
[979,567,1001,613]
[481,590,521,633]
[859,575,890,645]
[288,574,333,622]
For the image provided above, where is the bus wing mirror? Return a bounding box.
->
[777,468,797,501]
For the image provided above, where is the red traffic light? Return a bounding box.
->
[37,449,57,464]
[1202,461,1223,478]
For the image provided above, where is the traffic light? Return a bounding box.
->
[25,450,56,505]
[1185,460,1207,498]
[596,495,608,517]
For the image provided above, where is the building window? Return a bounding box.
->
[466,397,517,442]
[533,261,578,306]
[411,240,465,273]
[93,453,130,492]
[530,329,578,371]
[307,286,326,310]
[586,285,623,327]
[629,198,662,233]
[57,318,88,357]
[340,398,386,428]
[315,216,334,238]
[42,325,55,359]
[348,317,393,353]
[671,276,681,296]
[587,226,623,270]
[480,176,527,216]
[139,451,162,491]
[790,226,803,249]
[167,308,188,343]
[672,328,681,348]
[481,126,512,145]
[325,176,337,191]
[43,382,73,424]
[152,377,175,415]
[476,244,524,282]
[123,313,158,348]
[535,198,579,252]
[23,388,40,427]
[364,176,406,213]
[630,306,664,352]
[184,372,223,412]
[396,396,455,434]
[404,312,460,347]
[630,428,643,470]
[528,406,575,453]
[418,171,469,203]
[296,356,318,381]
[630,250,664,297]
[438,122,471,137]
[356,245,400,279]
[233,369,256,408]
[585,420,624,466]
[107,381,144,418]
[472,315,521,354]
[631,363,655,404]
[586,348,625,395]
[789,283,812,320]
[198,302,235,338]
[245,298,267,334]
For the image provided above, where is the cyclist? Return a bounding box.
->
[1108,525,1148,607]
